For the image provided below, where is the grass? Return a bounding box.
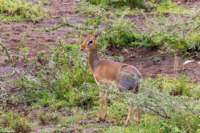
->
[3,41,200,132]
[1,0,200,132]
[14,42,99,110]
[86,0,169,10]
[156,1,191,15]
[0,109,32,133]
[127,79,200,133]
[79,0,200,55]
[0,0,44,22]
[99,18,142,50]
[97,15,200,54]
[39,112,59,125]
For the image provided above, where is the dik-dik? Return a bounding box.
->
[81,34,142,124]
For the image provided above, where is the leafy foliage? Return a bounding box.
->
[0,109,32,133]
[87,0,170,9]
[99,18,142,49]
[14,42,99,110]
[106,77,200,133]
[0,0,44,22]
[97,15,200,54]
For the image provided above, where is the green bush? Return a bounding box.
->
[126,0,146,9]
[39,112,59,125]
[187,32,200,52]
[0,0,44,22]
[14,42,100,109]
[98,18,179,50]
[125,92,199,132]
[98,17,200,54]
[0,110,32,133]
[156,0,190,14]
[99,18,143,49]
[143,76,195,97]
[87,0,170,9]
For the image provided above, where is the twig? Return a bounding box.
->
[0,39,16,78]
[144,105,170,119]
[0,40,12,64]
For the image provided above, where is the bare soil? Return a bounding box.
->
[109,47,200,82]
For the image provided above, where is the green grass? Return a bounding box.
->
[79,0,200,55]
[0,109,32,133]
[98,18,143,50]
[6,41,200,132]
[156,1,191,15]
[97,16,200,54]
[1,0,200,132]
[86,0,169,10]
[8,40,200,133]
[14,42,99,110]
[126,78,200,133]
[38,111,59,125]
[0,0,44,22]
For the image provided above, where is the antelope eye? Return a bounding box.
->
[88,40,93,46]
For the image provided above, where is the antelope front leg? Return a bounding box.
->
[98,90,108,121]
[133,107,141,124]
[125,106,133,125]
[125,106,141,125]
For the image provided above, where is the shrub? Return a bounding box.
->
[99,76,200,132]
[87,0,170,9]
[39,112,59,125]
[99,18,143,49]
[98,15,200,54]
[0,0,44,22]
[14,42,99,109]
[156,0,190,14]
[125,81,200,133]
[0,110,32,133]
[141,76,197,97]
[187,32,200,52]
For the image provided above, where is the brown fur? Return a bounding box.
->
[81,34,142,91]
[81,34,142,122]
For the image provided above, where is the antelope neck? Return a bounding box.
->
[88,49,100,72]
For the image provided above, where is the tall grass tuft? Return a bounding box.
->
[0,0,44,22]
[14,42,100,110]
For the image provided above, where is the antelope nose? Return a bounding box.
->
[80,45,86,51]
[80,46,84,51]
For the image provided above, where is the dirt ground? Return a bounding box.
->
[0,0,200,81]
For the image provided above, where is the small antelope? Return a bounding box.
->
[81,34,142,124]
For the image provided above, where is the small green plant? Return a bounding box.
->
[99,18,142,49]
[85,16,102,28]
[87,0,160,9]
[39,112,59,125]
[0,110,32,133]
[142,76,195,97]
[0,0,44,22]
[157,76,194,96]
[87,0,110,7]
[156,1,190,14]
[187,32,200,52]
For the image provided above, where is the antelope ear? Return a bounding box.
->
[94,31,101,39]
[87,32,93,37]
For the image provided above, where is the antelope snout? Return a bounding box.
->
[80,44,86,51]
